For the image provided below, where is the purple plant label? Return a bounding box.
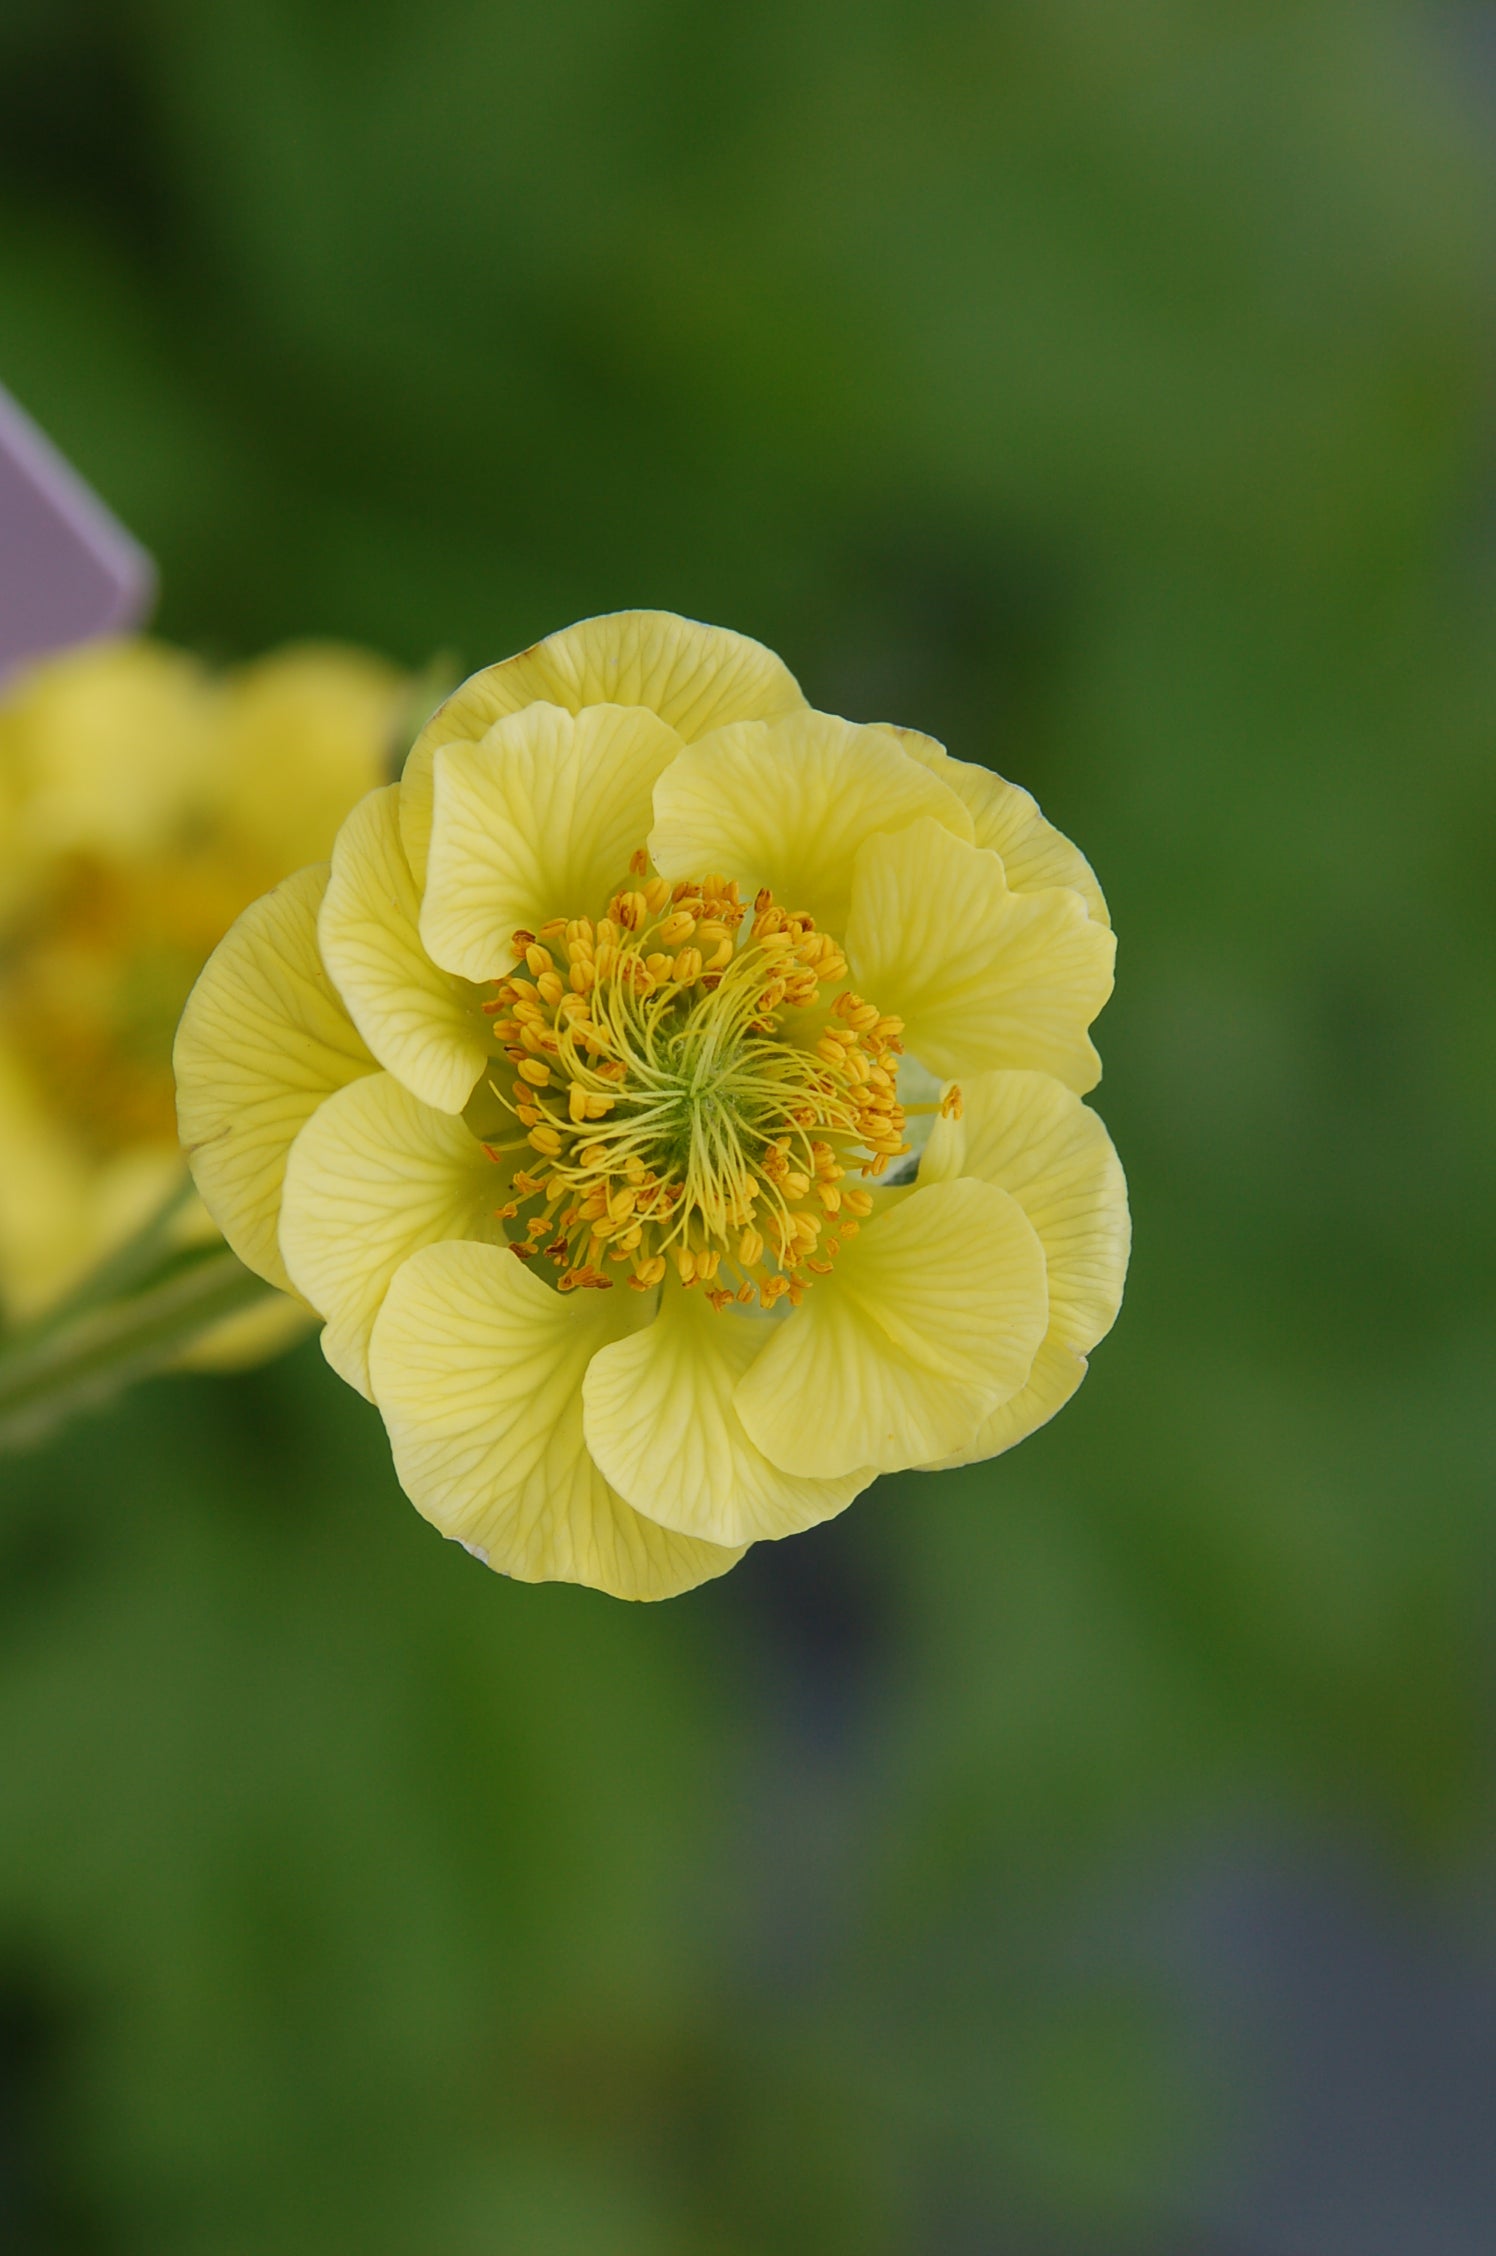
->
[0,381,156,686]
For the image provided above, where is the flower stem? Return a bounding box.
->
[16,1173,200,1353]
[0,1239,274,1453]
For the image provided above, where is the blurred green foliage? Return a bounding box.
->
[1,2,1494,2248]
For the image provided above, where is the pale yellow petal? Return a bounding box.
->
[368,1241,745,1599]
[893,728,1109,926]
[583,1279,872,1546]
[400,611,803,883]
[318,784,488,1113]
[280,1070,507,1398]
[420,703,683,981]
[917,1337,1090,1471]
[846,817,1115,1091]
[735,1178,1048,1479]
[174,865,375,1293]
[912,1071,1128,1470]
[649,710,972,934]
[920,1070,1130,1354]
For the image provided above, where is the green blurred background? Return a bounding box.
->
[2,3,1496,2249]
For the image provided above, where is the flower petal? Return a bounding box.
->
[420,703,683,981]
[175,865,375,1294]
[846,817,1115,1091]
[920,1070,1130,1354]
[735,1177,1048,1479]
[918,1338,1090,1472]
[368,1240,746,1599]
[913,1071,1129,1470]
[583,1280,873,1545]
[400,611,804,883]
[279,1070,508,1398]
[318,784,488,1113]
[649,710,972,934]
[893,728,1110,925]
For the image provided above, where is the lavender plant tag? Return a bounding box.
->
[0,381,156,686]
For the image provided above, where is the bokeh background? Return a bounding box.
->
[2,3,1496,2250]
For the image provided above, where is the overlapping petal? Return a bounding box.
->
[846,817,1115,1090]
[649,710,972,936]
[368,1240,745,1599]
[736,1177,1048,1479]
[421,703,682,981]
[927,1337,1090,1470]
[174,865,374,1294]
[400,610,804,882]
[893,728,1110,925]
[171,606,1125,1598]
[583,1279,872,1546]
[318,784,489,1113]
[921,1070,1129,1352]
[916,1069,1130,1466]
[279,1070,510,1397]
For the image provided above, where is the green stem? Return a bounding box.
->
[0,1246,274,1453]
[17,1170,199,1350]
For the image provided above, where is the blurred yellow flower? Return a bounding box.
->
[176,611,1128,1596]
[0,636,408,1351]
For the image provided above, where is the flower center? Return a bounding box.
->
[484,861,909,1308]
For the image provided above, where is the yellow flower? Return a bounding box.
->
[0,636,408,1353]
[176,611,1128,1596]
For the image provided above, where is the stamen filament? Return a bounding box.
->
[484,864,906,1304]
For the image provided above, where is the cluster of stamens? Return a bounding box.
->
[482,853,912,1307]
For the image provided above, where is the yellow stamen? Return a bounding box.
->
[484,869,905,1308]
